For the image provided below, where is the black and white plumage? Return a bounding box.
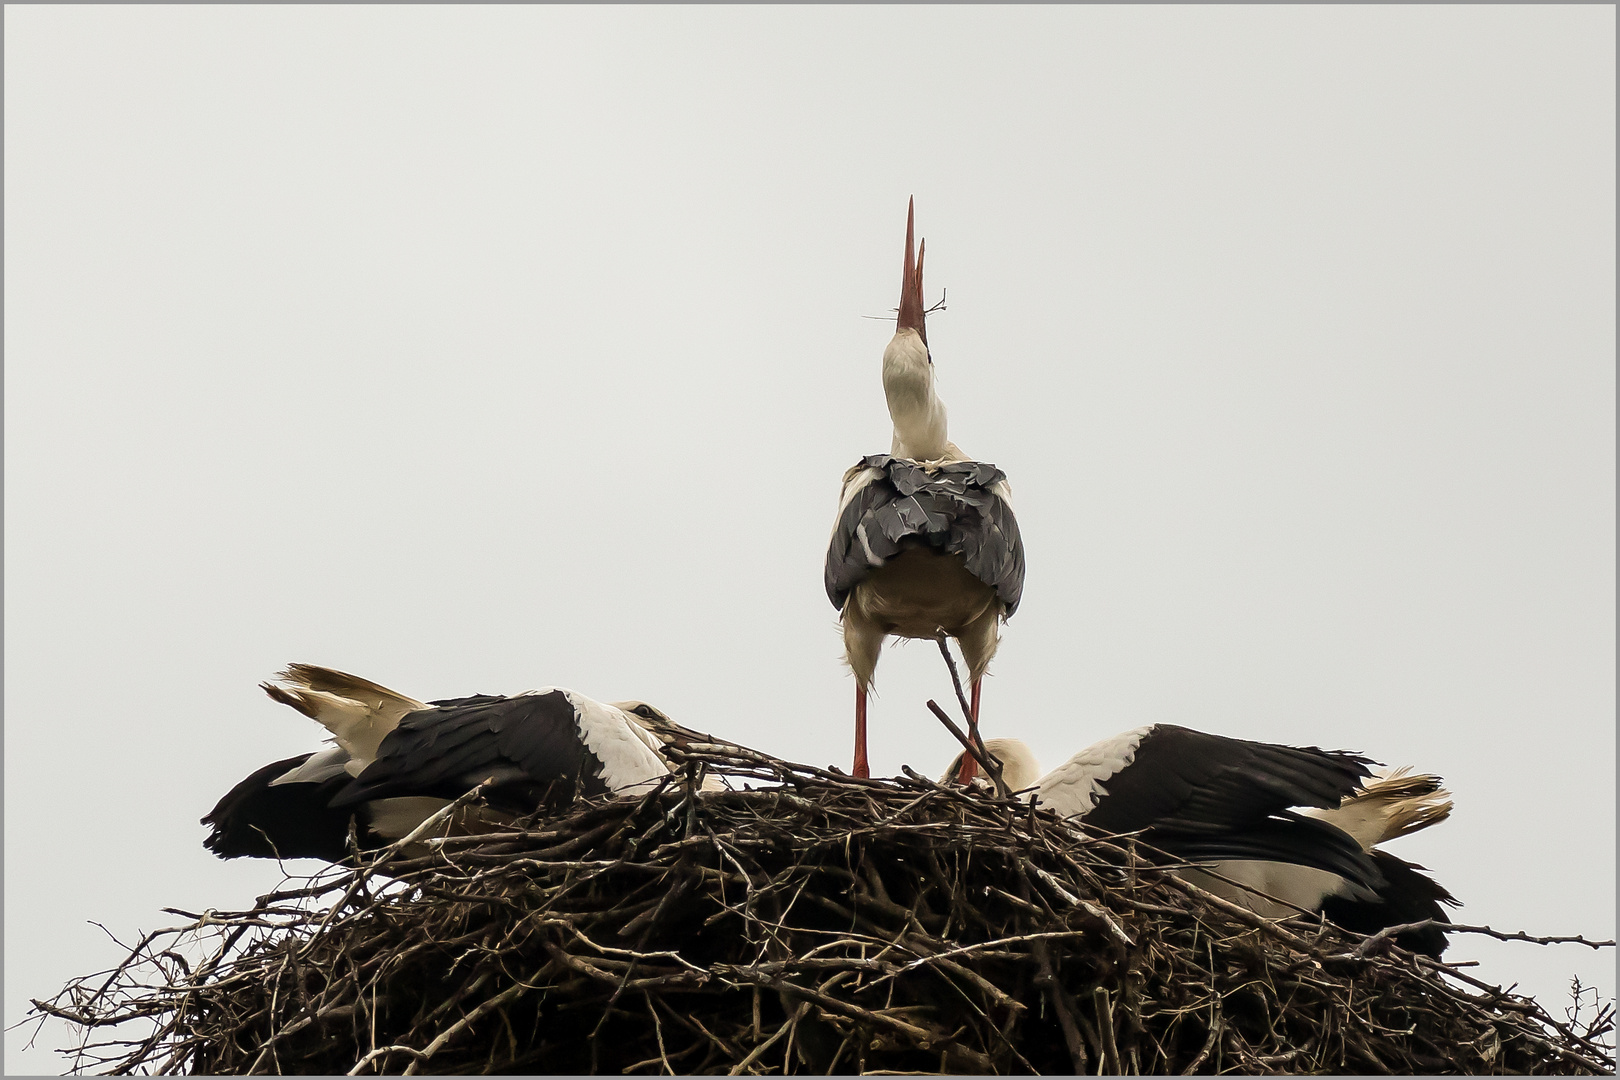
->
[1029,726,1385,888]
[828,198,1027,778]
[202,665,691,862]
[1305,767,1459,959]
[329,689,670,810]
[825,455,1024,623]
[1319,850,1458,959]
[941,730,1457,957]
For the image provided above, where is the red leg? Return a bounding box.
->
[955,678,984,784]
[853,683,870,779]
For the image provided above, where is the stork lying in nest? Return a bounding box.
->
[942,728,1457,956]
[203,663,717,862]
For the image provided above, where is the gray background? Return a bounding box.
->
[6,7,1613,1072]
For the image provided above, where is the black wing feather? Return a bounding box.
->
[825,454,1025,614]
[1151,815,1384,894]
[1077,725,1383,893]
[1320,851,1458,958]
[426,693,506,708]
[1082,724,1374,836]
[330,691,610,810]
[201,753,376,861]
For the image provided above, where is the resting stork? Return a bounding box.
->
[825,199,1025,778]
[203,664,709,861]
[942,730,1458,957]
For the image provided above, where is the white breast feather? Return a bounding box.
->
[1032,726,1153,818]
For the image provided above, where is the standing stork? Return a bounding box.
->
[825,200,1026,779]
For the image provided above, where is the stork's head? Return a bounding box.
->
[616,700,730,793]
[940,738,1043,795]
[616,700,678,736]
[881,196,951,459]
[896,196,928,348]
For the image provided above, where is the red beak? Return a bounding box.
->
[896,197,927,346]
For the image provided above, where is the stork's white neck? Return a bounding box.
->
[882,329,953,461]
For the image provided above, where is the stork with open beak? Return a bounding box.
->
[825,200,1026,778]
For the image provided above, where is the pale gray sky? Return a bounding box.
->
[6,6,1614,1073]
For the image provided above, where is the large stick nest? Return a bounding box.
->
[32,734,1615,1075]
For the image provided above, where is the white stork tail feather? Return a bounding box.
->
[258,664,429,775]
[1302,766,1453,848]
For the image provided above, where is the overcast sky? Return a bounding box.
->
[6,6,1614,1073]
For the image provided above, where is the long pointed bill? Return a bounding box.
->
[897,197,928,346]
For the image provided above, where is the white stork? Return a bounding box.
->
[941,730,1457,957]
[825,199,1026,778]
[202,664,706,861]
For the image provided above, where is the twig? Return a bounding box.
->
[1347,921,1616,959]
[727,1011,797,1075]
[933,634,982,751]
[347,1044,425,1075]
[1093,985,1123,1076]
[924,701,1010,799]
